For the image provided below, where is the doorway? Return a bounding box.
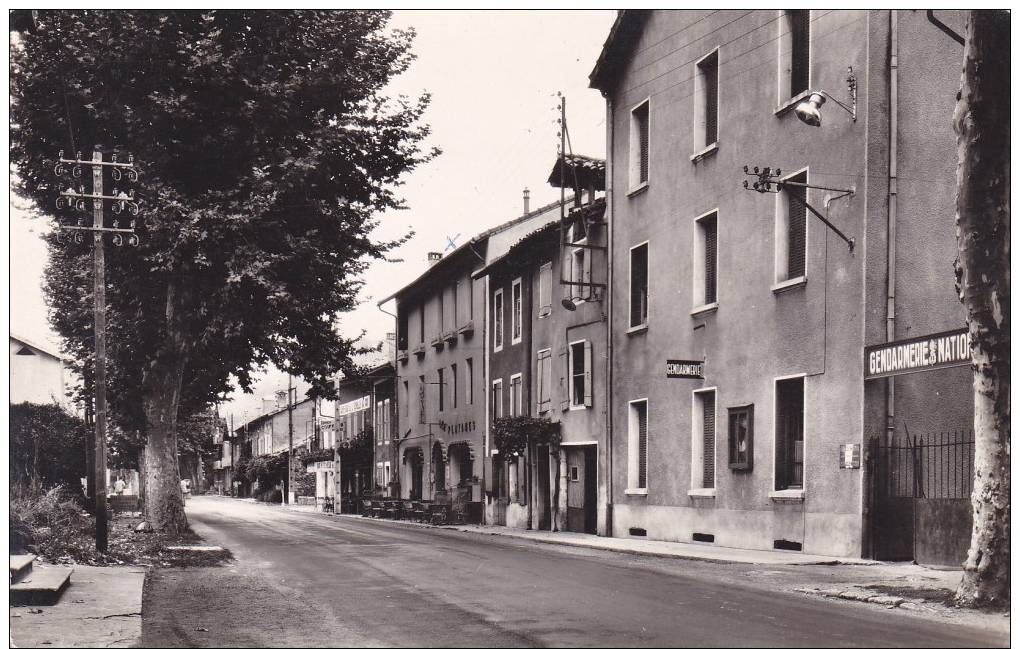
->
[565,444,598,534]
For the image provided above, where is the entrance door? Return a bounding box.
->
[536,446,551,530]
[583,445,597,534]
[411,455,423,501]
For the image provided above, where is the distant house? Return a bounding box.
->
[10,334,68,407]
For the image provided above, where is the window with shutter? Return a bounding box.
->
[511,278,522,344]
[702,391,716,488]
[775,377,805,490]
[451,364,458,409]
[630,243,649,327]
[569,341,585,407]
[437,368,444,412]
[583,341,593,408]
[789,10,810,97]
[787,173,807,279]
[493,289,504,351]
[630,101,650,188]
[696,212,718,306]
[637,402,648,489]
[537,350,552,413]
[491,379,503,421]
[539,263,552,316]
[697,50,719,148]
[465,358,473,405]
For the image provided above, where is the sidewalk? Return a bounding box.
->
[10,564,145,648]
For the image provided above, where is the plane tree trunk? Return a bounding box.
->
[953,9,1010,609]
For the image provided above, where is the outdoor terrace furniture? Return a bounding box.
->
[427,503,449,526]
[383,500,400,519]
[400,501,414,520]
[411,501,428,523]
[360,499,374,517]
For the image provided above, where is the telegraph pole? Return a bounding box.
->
[287,373,294,504]
[55,147,139,552]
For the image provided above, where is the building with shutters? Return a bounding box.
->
[333,361,395,513]
[590,10,972,559]
[379,202,562,523]
[478,156,609,533]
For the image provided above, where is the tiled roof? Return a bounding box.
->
[589,10,650,93]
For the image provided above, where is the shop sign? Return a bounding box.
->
[338,396,370,416]
[666,359,705,379]
[864,328,970,380]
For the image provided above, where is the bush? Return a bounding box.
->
[9,485,98,562]
[10,403,89,493]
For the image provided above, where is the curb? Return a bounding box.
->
[794,587,938,610]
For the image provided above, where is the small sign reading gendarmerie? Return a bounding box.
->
[666,359,704,379]
[864,328,970,380]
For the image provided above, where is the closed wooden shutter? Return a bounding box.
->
[637,104,650,183]
[704,215,718,304]
[582,248,593,299]
[630,244,648,327]
[637,403,648,489]
[702,392,716,488]
[583,341,593,407]
[790,10,810,97]
[702,52,719,147]
[787,175,807,279]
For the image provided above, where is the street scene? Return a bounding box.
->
[9,9,1010,648]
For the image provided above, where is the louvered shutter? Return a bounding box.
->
[790,11,810,96]
[637,403,648,489]
[704,215,718,304]
[787,175,807,279]
[638,105,650,183]
[702,392,716,488]
[630,245,648,327]
[583,341,593,408]
[558,348,570,411]
[582,248,593,300]
[703,53,718,147]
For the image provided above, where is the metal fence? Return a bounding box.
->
[870,430,975,500]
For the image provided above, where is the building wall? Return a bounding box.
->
[602,10,972,557]
[10,338,66,406]
[396,253,487,501]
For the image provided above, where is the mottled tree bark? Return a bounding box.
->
[142,277,190,533]
[953,10,1010,609]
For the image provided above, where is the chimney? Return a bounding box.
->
[427,251,442,267]
[523,187,530,215]
[262,398,276,415]
[385,332,397,362]
[275,389,288,410]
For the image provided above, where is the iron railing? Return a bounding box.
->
[870,430,974,500]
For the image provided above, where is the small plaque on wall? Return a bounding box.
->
[839,443,861,469]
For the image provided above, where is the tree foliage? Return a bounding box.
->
[10,10,436,528]
[491,417,561,457]
[10,403,90,496]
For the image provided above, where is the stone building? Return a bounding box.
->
[590,10,971,561]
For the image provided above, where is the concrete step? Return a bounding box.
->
[9,554,35,583]
[10,564,73,606]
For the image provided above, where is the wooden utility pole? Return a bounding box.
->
[91,148,109,551]
[287,373,294,504]
[953,9,1010,609]
[55,147,139,553]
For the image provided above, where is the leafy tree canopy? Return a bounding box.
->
[11,10,436,433]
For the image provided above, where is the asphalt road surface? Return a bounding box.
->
[139,496,1006,648]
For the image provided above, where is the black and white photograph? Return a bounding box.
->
[7,8,1010,647]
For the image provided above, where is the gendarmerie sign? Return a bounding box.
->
[864,328,970,380]
[666,359,705,379]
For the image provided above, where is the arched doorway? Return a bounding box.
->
[404,447,424,501]
[448,443,474,488]
[432,441,446,496]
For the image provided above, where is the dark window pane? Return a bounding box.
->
[630,244,649,327]
[776,378,805,489]
[790,10,810,96]
[787,173,807,279]
[702,391,716,488]
[637,402,648,489]
[701,52,718,146]
[704,215,718,303]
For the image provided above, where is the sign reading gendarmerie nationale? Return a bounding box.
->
[666,359,705,379]
[864,328,970,380]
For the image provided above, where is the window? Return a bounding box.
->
[437,368,445,412]
[437,292,444,336]
[780,10,810,101]
[693,211,718,308]
[775,170,807,283]
[418,303,425,344]
[418,375,425,424]
[465,358,473,405]
[382,399,391,442]
[775,376,805,490]
[695,49,719,150]
[568,227,592,302]
[536,349,552,414]
[691,389,717,491]
[509,373,523,417]
[629,99,650,189]
[450,364,458,409]
[397,313,409,351]
[569,341,592,408]
[511,278,522,344]
[493,289,504,352]
[538,262,553,317]
[629,242,649,328]
[402,380,409,419]
[384,461,391,486]
[627,399,649,492]
[728,404,754,471]
[491,379,503,421]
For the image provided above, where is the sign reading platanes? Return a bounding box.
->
[666,359,705,379]
[864,328,970,380]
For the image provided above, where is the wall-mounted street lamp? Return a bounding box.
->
[794,67,858,127]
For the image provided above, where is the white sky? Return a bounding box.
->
[7,10,617,427]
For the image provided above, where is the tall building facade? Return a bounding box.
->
[591,10,971,559]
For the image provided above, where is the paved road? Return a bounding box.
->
[139,496,1006,647]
